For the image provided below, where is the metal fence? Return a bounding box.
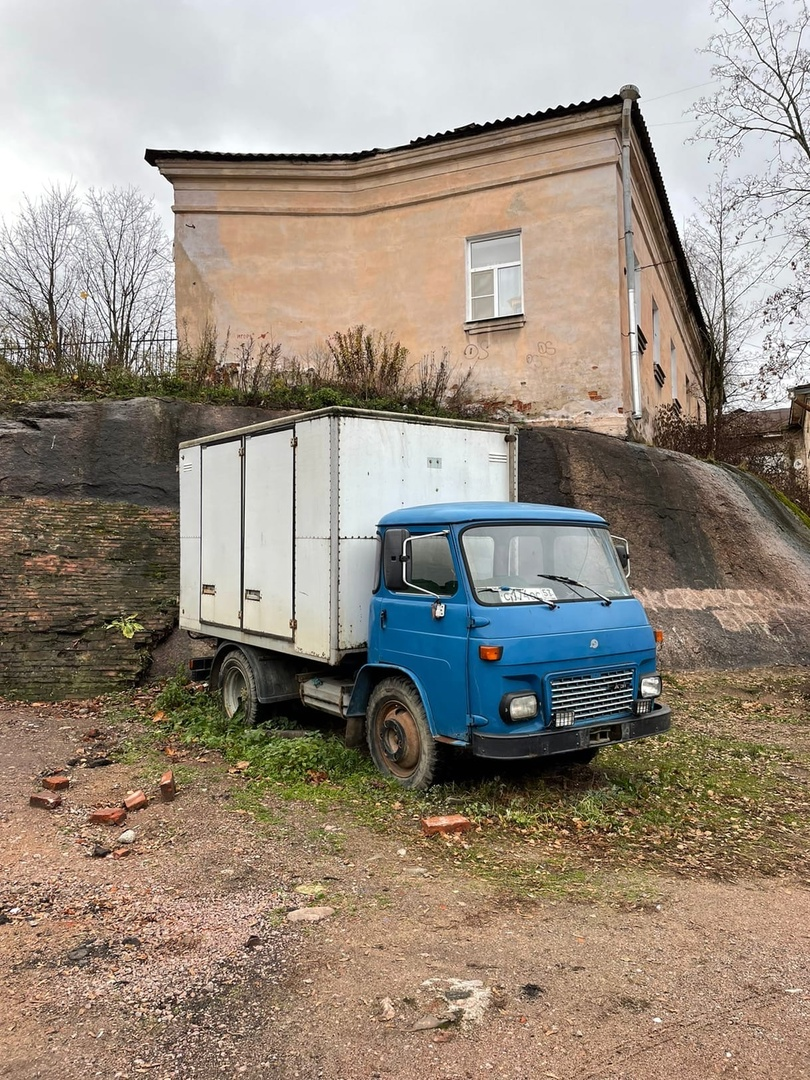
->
[0,334,179,376]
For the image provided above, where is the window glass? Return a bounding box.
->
[497,265,522,316]
[470,234,520,269]
[461,524,631,605]
[404,534,458,596]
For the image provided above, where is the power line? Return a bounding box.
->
[643,81,719,103]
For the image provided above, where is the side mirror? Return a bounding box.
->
[382,528,409,590]
[611,535,630,578]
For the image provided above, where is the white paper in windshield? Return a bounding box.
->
[499,587,558,603]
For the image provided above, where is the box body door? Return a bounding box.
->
[242,430,294,637]
[200,439,242,628]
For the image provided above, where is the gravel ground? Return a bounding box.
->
[2,696,810,1080]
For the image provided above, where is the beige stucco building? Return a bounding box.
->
[147,89,706,439]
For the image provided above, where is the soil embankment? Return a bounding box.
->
[0,401,808,695]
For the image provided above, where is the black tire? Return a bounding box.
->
[366,676,442,790]
[219,649,262,727]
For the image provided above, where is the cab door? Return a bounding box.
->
[374,531,470,740]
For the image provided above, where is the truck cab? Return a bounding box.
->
[356,501,669,787]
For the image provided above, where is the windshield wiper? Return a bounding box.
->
[479,585,558,610]
[536,574,612,606]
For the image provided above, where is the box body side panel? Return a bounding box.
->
[294,416,333,659]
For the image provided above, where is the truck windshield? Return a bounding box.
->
[461,523,632,606]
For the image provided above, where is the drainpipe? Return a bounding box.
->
[620,84,642,421]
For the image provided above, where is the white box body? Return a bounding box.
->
[179,408,516,665]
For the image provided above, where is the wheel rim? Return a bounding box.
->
[376,701,422,778]
[222,665,247,718]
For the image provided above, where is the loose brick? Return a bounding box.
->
[30,792,62,810]
[42,774,70,792]
[159,770,176,801]
[89,806,127,826]
[420,814,473,836]
[123,790,148,812]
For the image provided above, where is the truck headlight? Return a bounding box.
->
[499,692,539,722]
[640,675,662,698]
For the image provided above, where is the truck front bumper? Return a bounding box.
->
[470,704,671,760]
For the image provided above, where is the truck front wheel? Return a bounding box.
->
[219,649,262,727]
[366,677,441,790]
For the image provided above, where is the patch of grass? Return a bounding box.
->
[143,670,810,898]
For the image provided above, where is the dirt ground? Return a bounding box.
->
[2,694,810,1080]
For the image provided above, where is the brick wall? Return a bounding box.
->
[0,496,179,700]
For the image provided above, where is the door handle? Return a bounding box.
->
[380,608,387,629]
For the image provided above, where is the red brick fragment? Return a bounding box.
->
[159,770,176,801]
[83,727,101,740]
[89,806,127,826]
[42,774,70,792]
[123,790,148,812]
[30,792,62,810]
[420,814,473,836]
[111,847,131,858]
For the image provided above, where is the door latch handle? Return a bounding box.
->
[380,608,387,629]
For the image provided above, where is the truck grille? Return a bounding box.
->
[550,669,634,722]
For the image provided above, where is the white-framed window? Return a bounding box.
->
[467,232,523,321]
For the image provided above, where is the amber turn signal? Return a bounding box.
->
[479,645,503,661]
[654,629,664,644]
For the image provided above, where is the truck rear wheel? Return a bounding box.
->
[366,677,441,790]
[219,649,262,727]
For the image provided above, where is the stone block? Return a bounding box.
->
[42,774,70,791]
[30,792,62,810]
[89,806,127,826]
[420,814,473,836]
[123,790,148,812]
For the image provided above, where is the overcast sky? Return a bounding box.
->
[1,0,721,230]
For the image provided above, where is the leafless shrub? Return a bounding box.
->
[325,325,409,400]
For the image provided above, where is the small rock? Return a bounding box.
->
[121,936,141,947]
[420,814,473,836]
[411,1015,452,1031]
[378,997,396,1022]
[83,727,101,740]
[123,790,148,812]
[89,807,127,826]
[117,829,136,845]
[286,906,335,923]
[84,757,113,769]
[244,935,263,950]
[90,844,111,858]
[30,792,62,811]
[42,775,70,792]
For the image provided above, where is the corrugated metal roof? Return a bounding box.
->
[144,93,705,336]
[143,95,623,167]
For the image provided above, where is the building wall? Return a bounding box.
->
[159,105,703,437]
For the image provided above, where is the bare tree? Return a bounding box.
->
[80,187,174,368]
[683,172,785,448]
[691,0,810,392]
[0,183,82,368]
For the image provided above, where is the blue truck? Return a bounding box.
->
[179,408,669,788]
